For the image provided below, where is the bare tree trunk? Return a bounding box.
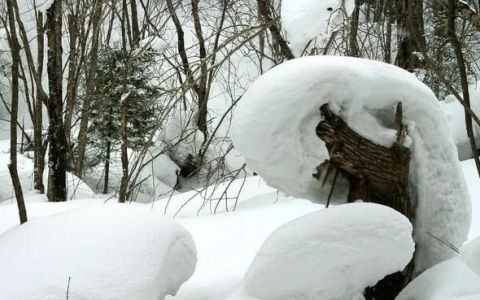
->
[118,99,129,203]
[75,0,104,176]
[33,12,46,193]
[257,0,294,60]
[130,0,140,47]
[191,0,209,141]
[65,13,79,145]
[103,139,111,194]
[384,0,393,63]
[396,0,425,71]
[46,0,67,202]
[447,0,480,176]
[6,0,28,224]
[349,0,360,57]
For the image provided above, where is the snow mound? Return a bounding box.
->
[0,204,196,300]
[461,237,480,275]
[397,258,480,300]
[231,56,470,273]
[228,203,414,300]
[440,84,480,160]
[0,140,95,201]
[281,0,355,50]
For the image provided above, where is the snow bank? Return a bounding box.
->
[157,175,278,217]
[397,258,480,300]
[168,194,322,300]
[461,237,480,275]
[281,0,354,51]
[461,159,480,241]
[0,204,196,300]
[0,141,95,201]
[231,56,470,273]
[228,203,414,300]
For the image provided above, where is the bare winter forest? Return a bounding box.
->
[1,0,480,299]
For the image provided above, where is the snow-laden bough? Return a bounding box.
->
[231,56,471,273]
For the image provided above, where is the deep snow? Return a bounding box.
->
[0,204,196,300]
[229,203,414,300]
[231,56,471,273]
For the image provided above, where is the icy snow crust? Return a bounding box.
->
[0,205,196,300]
[229,203,414,300]
[231,56,471,273]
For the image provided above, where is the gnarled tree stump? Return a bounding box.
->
[316,103,414,300]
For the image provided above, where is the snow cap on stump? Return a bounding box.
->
[229,203,415,300]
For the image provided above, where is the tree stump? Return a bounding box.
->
[315,103,414,300]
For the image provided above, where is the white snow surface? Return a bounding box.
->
[397,258,480,300]
[461,237,480,276]
[0,141,95,201]
[281,0,355,51]
[440,82,480,160]
[229,203,414,300]
[0,204,196,300]
[231,56,471,273]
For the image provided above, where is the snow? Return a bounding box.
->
[228,203,414,300]
[440,82,480,160]
[397,258,480,300]
[461,237,480,275]
[168,194,321,300]
[0,204,196,300]
[461,159,480,241]
[0,141,95,202]
[231,56,471,273]
[281,0,355,52]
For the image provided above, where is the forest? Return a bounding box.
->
[1,0,480,299]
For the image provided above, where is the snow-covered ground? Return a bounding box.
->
[0,157,478,299]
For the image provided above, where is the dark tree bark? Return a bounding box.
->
[447,0,480,177]
[257,0,295,60]
[130,0,141,46]
[349,0,361,57]
[396,0,425,71]
[316,103,413,299]
[118,99,129,203]
[46,0,68,202]
[6,0,28,224]
[33,12,46,193]
[103,139,111,194]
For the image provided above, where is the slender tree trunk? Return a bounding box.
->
[396,0,425,71]
[447,0,480,176]
[118,99,129,203]
[103,139,111,194]
[130,0,140,47]
[349,0,360,57]
[75,0,104,176]
[65,14,79,145]
[46,0,67,202]
[33,12,45,193]
[6,0,28,224]
[257,0,294,60]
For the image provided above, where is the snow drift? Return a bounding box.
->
[228,203,414,300]
[281,0,355,51]
[0,204,196,300]
[231,56,471,273]
[397,258,480,300]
